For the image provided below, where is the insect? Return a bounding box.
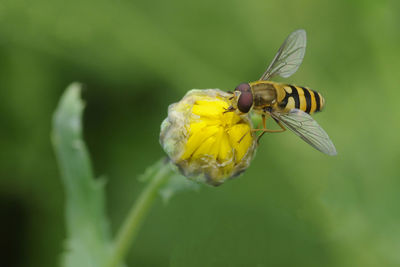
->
[228,29,337,156]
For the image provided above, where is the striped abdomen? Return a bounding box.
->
[276,84,324,114]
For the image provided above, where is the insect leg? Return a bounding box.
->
[256,114,268,143]
[238,118,262,144]
[238,131,250,143]
[251,115,286,144]
[239,114,287,144]
[238,117,263,143]
[251,116,285,133]
[223,106,235,114]
[272,118,286,132]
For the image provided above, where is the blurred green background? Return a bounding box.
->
[1,0,400,266]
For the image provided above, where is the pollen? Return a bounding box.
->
[160,89,257,186]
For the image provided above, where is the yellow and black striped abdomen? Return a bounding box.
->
[276,84,324,114]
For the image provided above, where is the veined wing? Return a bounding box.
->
[260,29,307,81]
[270,109,337,156]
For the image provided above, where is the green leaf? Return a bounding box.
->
[52,83,112,267]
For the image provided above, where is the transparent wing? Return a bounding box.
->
[260,29,307,81]
[271,109,337,156]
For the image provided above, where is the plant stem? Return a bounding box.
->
[106,160,172,267]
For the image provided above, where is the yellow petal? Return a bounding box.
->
[236,130,252,162]
[189,121,207,133]
[208,127,223,159]
[181,125,219,160]
[192,135,217,159]
[192,102,225,119]
[197,117,221,127]
[227,123,251,162]
[196,99,228,110]
[222,110,241,126]
[218,132,232,161]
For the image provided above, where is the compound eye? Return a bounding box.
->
[235,83,251,93]
[237,92,253,113]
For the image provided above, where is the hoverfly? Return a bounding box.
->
[228,29,337,156]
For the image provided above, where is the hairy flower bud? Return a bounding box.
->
[160,89,256,186]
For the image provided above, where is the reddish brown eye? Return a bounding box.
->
[238,92,253,113]
[235,83,251,93]
[235,83,253,113]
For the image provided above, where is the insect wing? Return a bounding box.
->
[271,109,337,156]
[260,29,307,81]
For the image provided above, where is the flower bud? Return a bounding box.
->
[160,89,256,186]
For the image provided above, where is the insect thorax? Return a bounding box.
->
[250,81,277,111]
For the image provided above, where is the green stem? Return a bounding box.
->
[106,160,172,267]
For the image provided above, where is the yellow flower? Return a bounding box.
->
[160,89,257,186]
